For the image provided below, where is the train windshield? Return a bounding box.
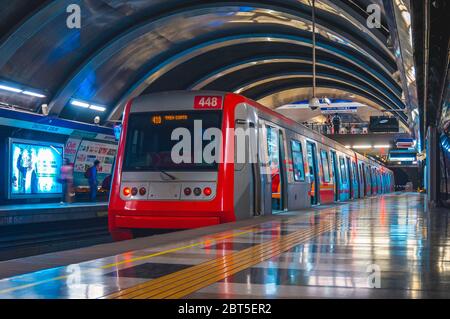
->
[123,110,222,171]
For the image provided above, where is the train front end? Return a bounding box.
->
[108,92,237,241]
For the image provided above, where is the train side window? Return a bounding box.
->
[320,150,331,182]
[290,140,305,181]
[339,156,347,183]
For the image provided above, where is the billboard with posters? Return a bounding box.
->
[71,139,117,186]
[9,138,64,198]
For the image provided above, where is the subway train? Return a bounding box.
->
[108,91,394,241]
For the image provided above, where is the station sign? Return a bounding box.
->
[320,106,358,113]
[388,150,417,162]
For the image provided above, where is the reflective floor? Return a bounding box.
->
[0,193,449,299]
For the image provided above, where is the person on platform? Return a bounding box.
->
[60,158,74,204]
[324,115,332,134]
[86,160,100,201]
[332,113,341,134]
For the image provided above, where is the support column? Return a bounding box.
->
[426,125,440,207]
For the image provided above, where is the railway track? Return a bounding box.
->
[0,218,112,261]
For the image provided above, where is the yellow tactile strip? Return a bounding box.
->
[104,215,338,299]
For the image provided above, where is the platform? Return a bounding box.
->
[0,202,108,226]
[0,193,448,299]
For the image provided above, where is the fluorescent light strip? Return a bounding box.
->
[0,84,22,93]
[89,104,106,112]
[374,144,391,148]
[71,100,90,108]
[353,145,372,149]
[0,84,46,98]
[71,99,106,112]
[22,90,46,98]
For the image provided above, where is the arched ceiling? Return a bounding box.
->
[0,0,415,129]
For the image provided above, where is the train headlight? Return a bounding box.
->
[203,187,212,196]
[123,187,131,196]
[184,187,192,196]
[139,187,147,196]
[131,187,138,196]
[193,187,202,196]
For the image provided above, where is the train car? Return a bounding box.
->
[108,91,394,240]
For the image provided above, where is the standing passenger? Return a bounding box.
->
[332,113,341,134]
[86,160,100,201]
[325,115,332,134]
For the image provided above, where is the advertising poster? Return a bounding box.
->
[73,140,117,186]
[74,140,117,174]
[64,138,82,164]
[9,139,64,198]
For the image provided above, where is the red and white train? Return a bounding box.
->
[108,91,394,240]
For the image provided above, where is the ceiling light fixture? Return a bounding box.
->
[22,90,46,98]
[71,99,90,108]
[0,84,22,93]
[71,99,106,112]
[0,83,46,98]
[89,104,106,112]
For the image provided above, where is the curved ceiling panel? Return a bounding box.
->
[107,33,401,121]
[41,5,400,121]
[232,72,403,111]
[185,57,403,109]
[0,0,407,126]
[233,74,406,121]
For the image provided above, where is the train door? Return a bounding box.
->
[339,156,349,201]
[330,150,340,201]
[352,161,359,199]
[306,141,319,205]
[370,167,374,194]
[266,125,284,212]
[278,130,288,209]
[378,172,382,194]
[365,165,371,195]
[359,163,365,197]
[346,157,353,199]
[234,104,265,219]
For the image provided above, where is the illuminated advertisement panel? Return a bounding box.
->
[8,138,64,198]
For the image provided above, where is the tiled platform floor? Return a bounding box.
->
[0,193,448,299]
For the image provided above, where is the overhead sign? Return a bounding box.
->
[389,150,417,162]
[369,116,399,133]
[396,138,415,148]
[278,100,364,110]
[320,106,358,113]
